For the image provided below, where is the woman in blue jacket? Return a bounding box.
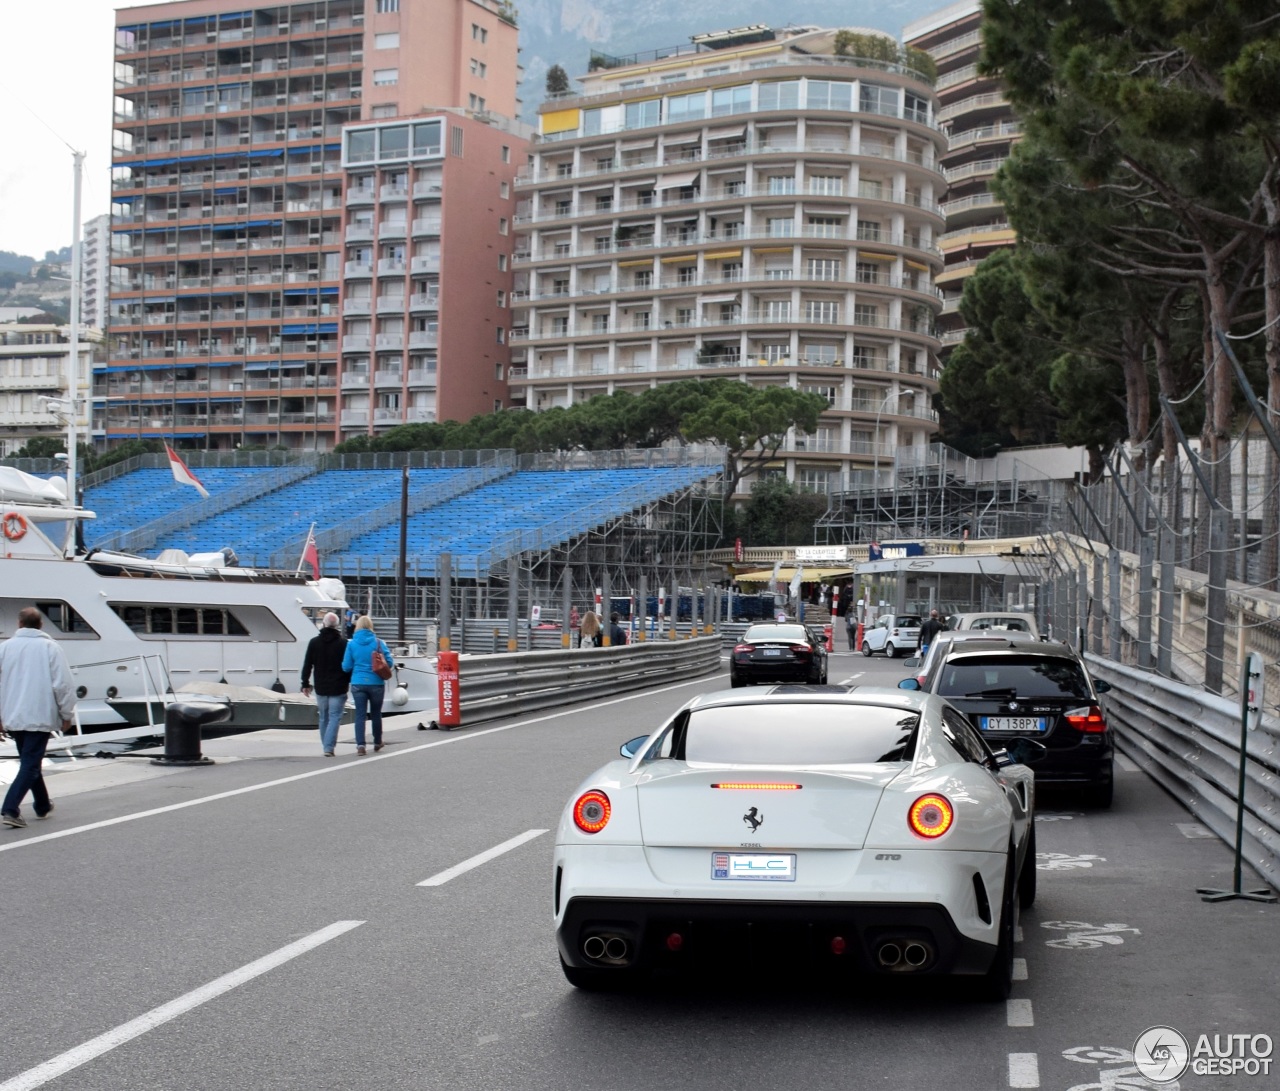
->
[341,615,395,755]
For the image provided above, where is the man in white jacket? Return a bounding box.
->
[1,607,76,828]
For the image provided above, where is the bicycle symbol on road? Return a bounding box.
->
[1062,1045,1180,1090]
[1036,851,1106,870]
[1042,921,1141,949]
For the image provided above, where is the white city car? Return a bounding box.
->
[554,687,1038,999]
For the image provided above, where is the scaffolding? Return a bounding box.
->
[816,443,1069,544]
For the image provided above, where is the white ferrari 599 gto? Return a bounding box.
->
[553,687,1040,999]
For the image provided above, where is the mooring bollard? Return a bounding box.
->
[151,699,231,766]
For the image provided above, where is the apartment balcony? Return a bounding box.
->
[373,407,402,423]
[375,333,404,351]
[342,335,371,352]
[346,188,376,206]
[409,292,439,311]
[378,221,407,240]
[340,410,370,426]
[342,299,372,316]
[411,218,441,236]
[373,295,405,314]
[345,224,374,242]
[377,259,407,275]
[410,256,439,275]
[408,330,438,349]
[341,371,370,389]
[404,407,435,423]
[344,261,373,277]
[380,184,408,201]
[374,369,403,387]
[407,368,436,387]
[937,91,1011,125]
[413,181,443,199]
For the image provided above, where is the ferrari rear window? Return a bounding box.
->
[936,655,1090,700]
[682,704,919,765]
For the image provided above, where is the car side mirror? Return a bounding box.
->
[903,656,921,668]
[1094,679,1112,693]
[998,738,1047,766]
[897,678,921,691]
[620,735,649,759]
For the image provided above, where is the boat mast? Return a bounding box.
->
[64,149,85,556]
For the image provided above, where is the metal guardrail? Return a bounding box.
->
[1086,654,1280,888]
[447,635,722,726]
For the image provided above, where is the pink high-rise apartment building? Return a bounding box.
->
[105,0,525,451]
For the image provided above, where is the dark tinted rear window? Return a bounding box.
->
[896,617,922,627]
[936,655,1090,700]
[682,704,919,764]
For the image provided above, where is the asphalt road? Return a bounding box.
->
[1,647,1276,1091]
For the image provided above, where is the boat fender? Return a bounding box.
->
[2,511,28,541]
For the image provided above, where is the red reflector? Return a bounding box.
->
[711,782,803,790]
[909,793,955,838]
[666,932,684,952]
[1065,705,1107,732]
[573,789,611,834]
[830,936,847,956]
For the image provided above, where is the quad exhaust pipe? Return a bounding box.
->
[582,933,630,963]
[876,939,933,971]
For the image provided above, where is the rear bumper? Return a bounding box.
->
[732,661,817,682]
[556,896,997,976]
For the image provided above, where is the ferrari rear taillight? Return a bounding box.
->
[908,793,954,838]
[1065,704,1107,732]
[573,790,611,833]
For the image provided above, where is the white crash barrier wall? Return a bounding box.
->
[1085,653,1280,887]
[449,635,722,726]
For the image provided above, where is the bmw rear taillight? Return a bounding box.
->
[1065,705,1107,732]
[909,794,954,838]
[573,790,611,833]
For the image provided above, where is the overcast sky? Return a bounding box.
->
[0,1,154,259]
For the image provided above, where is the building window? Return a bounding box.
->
[592,314,610,332]
[808,80,854,111]
[806,216,843,238]
[374,32,400,49]
[904,91,930,125]
[852,303,880,326]
[498,254,508,271]
[497,290,507,307]
[634,269,652,288]
[498,217,508,235]
[502,145,511,163]
[767,176,795,195]
[624,99,661,129]
[495,363,504,380]
[758,80,800,111]
[551,316,569,334]
[806,300,841,324]
[807,258,841,281]
[371,104,397,118]
[472,23,488,42]
[766,217,794,238]
[763,299,791,321]
[469,94,486,112]
[373,68,399,86]
[496,327,505,343]
[859,83,899,117]
[808,174,845,195]
[666,91,706,123]
[471,59,487,78]
[500,180,510,198]
[710,84,753,117]
[633,311,651,330]
[797,468,832,492]
[376,0,399,11]
[855,261,882,284]
[804,384,839,406]
[856,220,882,242]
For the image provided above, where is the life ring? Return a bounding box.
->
[2,512,27,541]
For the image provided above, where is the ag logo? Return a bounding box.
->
[1133,1026,1190,1083]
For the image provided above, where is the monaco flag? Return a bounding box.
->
[165,443,209,498]
[299,526,320,580]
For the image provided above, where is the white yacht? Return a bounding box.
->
[0,467,348,728]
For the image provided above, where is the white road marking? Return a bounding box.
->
[417,829,547,887]
[1176,822,1215,839]
[1012,957,1028,981]
[0,920,363,1091]
[1007,998,1034,1026]
[0,676,712,855]
[1116,753,1139,773]
[1008,1053,1040,1088]
[1014,925,1024,943]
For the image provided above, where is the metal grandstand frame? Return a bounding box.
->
[816,443,1068,544]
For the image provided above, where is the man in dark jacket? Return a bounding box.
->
[301,612,351,756]
[608,611,628,646]
[918,608,944,656]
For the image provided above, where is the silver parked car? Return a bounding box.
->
[861,613,921,658]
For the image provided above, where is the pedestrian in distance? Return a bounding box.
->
[0,607,76,828]
[301,611,351,757]
[845,607,859,651]
[918,608,944,656]
[608,611,628,646]
[341,615,394,755]
[579,609,602,648]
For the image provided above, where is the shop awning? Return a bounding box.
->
[620,138,655,151]
[735,565,853,583]
[663,132,701,146]
[706,124,747,141]
[658,171,699,188]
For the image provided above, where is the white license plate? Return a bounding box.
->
[761,648,783,656]
[981,716,1047,733]
[711,852,796,881]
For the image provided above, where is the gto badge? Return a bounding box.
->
[743,807,764,832]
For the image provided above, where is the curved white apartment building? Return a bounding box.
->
[510,26,946,494]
